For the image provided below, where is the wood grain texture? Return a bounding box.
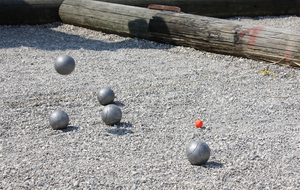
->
[97,0,300,18]
[59,0,300,67]
[149,13,300,67]
[0,0,64,25]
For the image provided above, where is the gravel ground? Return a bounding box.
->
[0,15,299,189]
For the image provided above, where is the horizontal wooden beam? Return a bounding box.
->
[96,0,300,18]
[59,0,300,67]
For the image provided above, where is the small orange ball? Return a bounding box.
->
[195,119,203,128]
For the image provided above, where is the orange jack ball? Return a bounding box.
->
[195,119,203,128]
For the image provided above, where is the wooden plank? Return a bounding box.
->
[0,0,64,25]
[97,0,300,18]
[59,0,300,67]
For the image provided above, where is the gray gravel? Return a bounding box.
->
[0,15,299,189]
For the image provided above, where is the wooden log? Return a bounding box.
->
[59,0,300,67]
[149,13,300,67]
[0,0,64,25]
[97,0,300,18]
[59,0,160,39]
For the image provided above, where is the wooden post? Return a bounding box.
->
[59,0,300,67]
[0,0,64,25]
[96,0,300,18]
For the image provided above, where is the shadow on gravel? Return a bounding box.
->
[113,101,125,107]
[202,161,224,169]
[107,122,134,135]
[0,22,170,51]
[62,126,79,132]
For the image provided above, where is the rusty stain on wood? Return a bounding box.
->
[148,4,181,12]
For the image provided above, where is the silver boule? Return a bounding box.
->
[186,140,210,165]
[49,110,69,130]
[97,87,115,105]
[54,55,75,75]
[101,104,122,125]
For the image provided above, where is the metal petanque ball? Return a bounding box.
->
[101,104,122,125]
[49,110,69,130]
[54,55,75,75]
[97,87,115,105]
[186,140,210,165]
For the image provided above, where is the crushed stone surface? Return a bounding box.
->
[0,15,299,189]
